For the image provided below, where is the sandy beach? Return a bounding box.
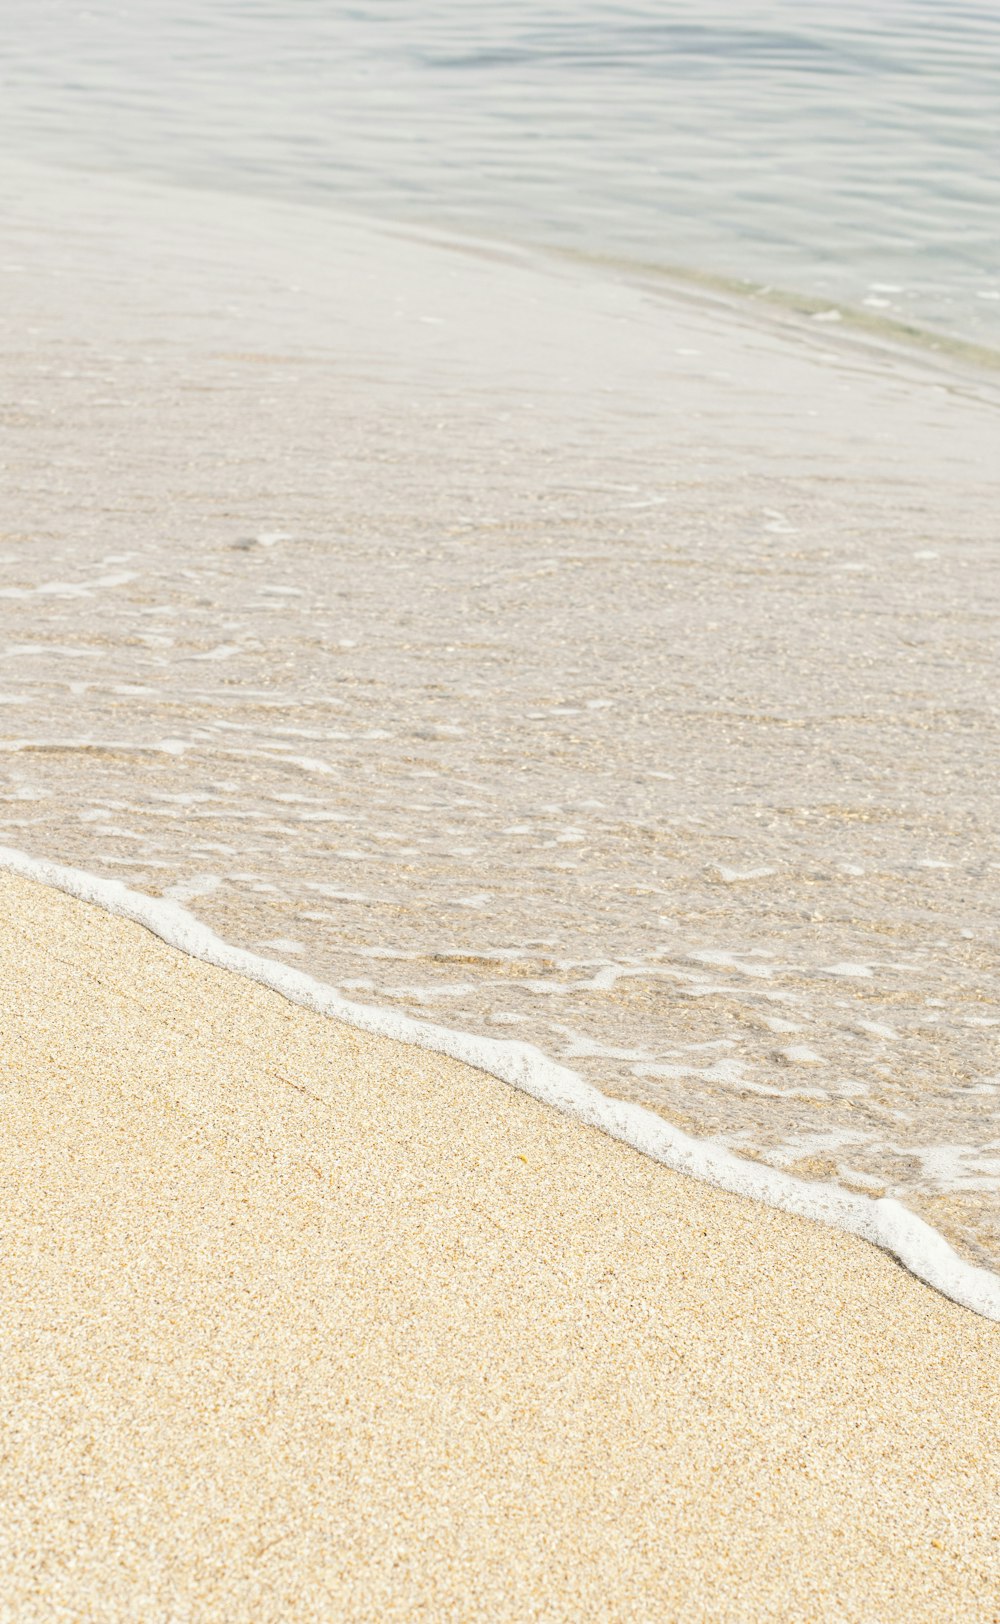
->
[3,7,1000,1616]
[1,866,997,1621]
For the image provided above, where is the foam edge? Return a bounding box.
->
[3,843,998,1323]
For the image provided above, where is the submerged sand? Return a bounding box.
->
[0,868,997,1621]
[3,159,1000,1271]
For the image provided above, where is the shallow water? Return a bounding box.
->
[3,0,1000,347]
[2,163,998,1273]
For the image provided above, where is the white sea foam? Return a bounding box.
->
[0,572,135,600]
[2,844,998,1323]
[853,1019,899,1039]
[712,865,778,884]
[164,875,222,905]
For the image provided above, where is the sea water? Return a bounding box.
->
[1,6,999,1285]
[2,0,999,349]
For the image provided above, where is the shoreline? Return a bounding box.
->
[3,844,998,1322]
[1,862,998,1619]
[8,150,1000,384]
[2,154,999,1287]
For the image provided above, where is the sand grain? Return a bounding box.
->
[0,869,997,1622]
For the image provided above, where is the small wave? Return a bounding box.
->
[3,844,998,1323]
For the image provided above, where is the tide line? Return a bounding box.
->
[2,842,998,1323]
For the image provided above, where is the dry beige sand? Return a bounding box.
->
[0,869,998,1623]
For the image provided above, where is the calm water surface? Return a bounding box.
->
[3,0,1000,345]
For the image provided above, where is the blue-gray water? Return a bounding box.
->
[3,0,999,347]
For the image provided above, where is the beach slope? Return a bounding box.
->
[0,869,997,1621]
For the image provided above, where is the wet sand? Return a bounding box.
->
[1,867,997,1622]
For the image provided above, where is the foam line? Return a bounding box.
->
[3,843,999,1323]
